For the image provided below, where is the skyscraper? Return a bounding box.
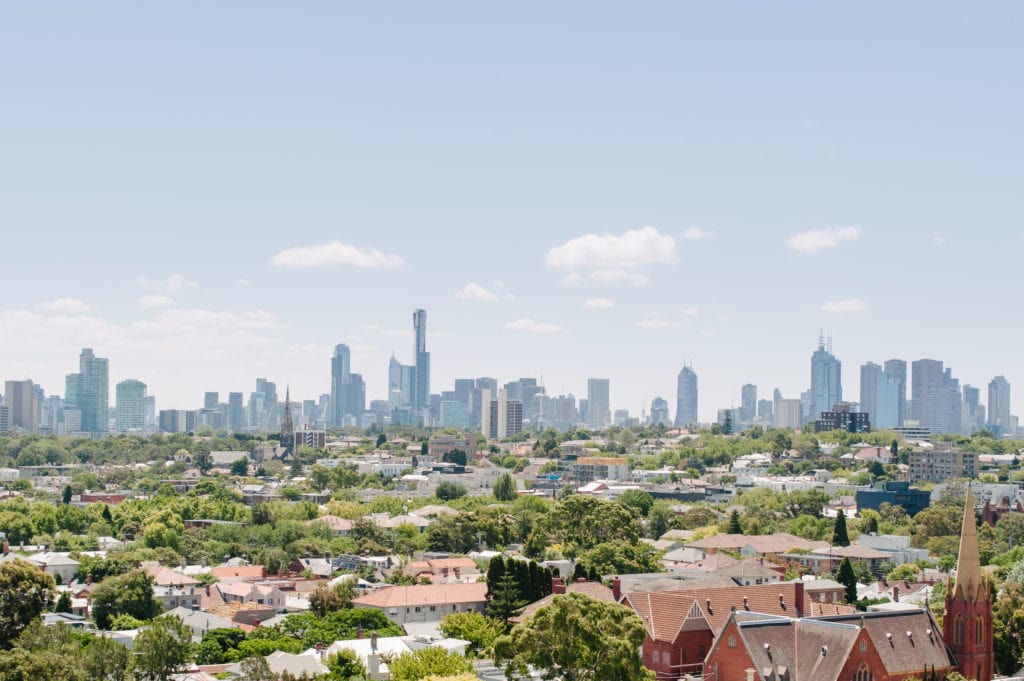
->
[988,375,1011,433]
[809,335,842,421]
[413,309,430,412]
[67,348,109,435]
[204,392,219,410]
[860,362,899,430]
[3,380,38,433]
[228,392,244,432]
[586,378,610,430]
[883,359,907,427]
[675,365,698,427]
[910,359,945,428]
[331,344,352,427]
[740,384,757,424]
[116,379,147,433]
[649,397,670,426]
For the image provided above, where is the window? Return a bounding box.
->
[852,663,873,681]
[976,617,984,645]
[954,614,965,645]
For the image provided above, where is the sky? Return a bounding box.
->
[1,3,1022,420]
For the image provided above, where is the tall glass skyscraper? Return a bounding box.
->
[413,309,430,412]
[675,365,698,427]
[66,348,109,435]
[331,343,351,427]
[586,378,610,430]
[809,335,842,421]
[115,379,147,433]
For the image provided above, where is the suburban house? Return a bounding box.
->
[351,582,488,625]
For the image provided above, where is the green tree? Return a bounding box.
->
[130,615,192,681]
[492,473,516,502]
[617,490,654,517]
[647,502,674,539]
[728,510,743,534]
[439,612,504,656]
[83,634,130,681]
[389,646,474,681]
[0,560,56,647]
[832,512,850,547]
[837,557,858,605]
[486,573,527,626]
[308,465,332,492]
[442,449,468,466]
[993,581,1024,675]
[494,592,654,681]
[539,495,640,557]
[193,450,213,475]
[376,433,387,447]
[54,591,72,613]
[435,481,467,501]
[240,654,278,681]
[326,648,366,680]
[61,484,73,505]
[230,458,249,476]
[309,583,343,618]
[90,570,162,630]
[577,541,660,575]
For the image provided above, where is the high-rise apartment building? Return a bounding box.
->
[910,359,944,428]
[3,380,38,433]
[66,348,109,435]
[740,384,757,424]
[228,392,244,432]
[883,359,907,427]
[988,375,1012,434]
[488,390,523,438]
[757,399,773,423]
[413,309,430,412]
[649,397,670,426]
[860,362,900,430]
[963,385,981,433]
[115,379,147,433]
[675,365,698,427]
[586,378,610,430]
[145,395,157,431]
[331,343,358,427]
[809,335,842,422]
[203,392,219,410]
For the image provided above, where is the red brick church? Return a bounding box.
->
[645,488,993,681]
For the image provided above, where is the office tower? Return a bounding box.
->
[227,392,243,431]
[757,399,773,422]
[255,378,278,429]
[809,335,842,421]
[675,365,698,427]
[860,362,881,426]
[440,401,469,429]
[496,389,508,438]
[331,343,352,427]
[480,387,493,438]
[586,378,610,430]
[740,384,757,423]
[412,309,430,412]
[910,359,944,428]
[145,395,156,430]
[650,397,670,426]
[3,380,38,433]
[453,379,474,404]
[248,392,267,432]
[883,359,907,426]
[204,392,219,410]
[988,376,1012,433]
[774,399,803,429]
[347,374,366,422]
[0,406,8,431]
[115,379,147,433]
[860,362,899,430]
[66,348,109,435]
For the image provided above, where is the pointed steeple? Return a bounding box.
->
[280,386,295,440]
[953,484,985,601]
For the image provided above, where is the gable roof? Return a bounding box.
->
[728,612,861,681]
[514,581,615,622]
[811,609,955,676]
[352,582,488,608]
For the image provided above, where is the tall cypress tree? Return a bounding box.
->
[728,510,743,535]
[487,556,506,598]
[837,557,858,605]
[833,512,850,547]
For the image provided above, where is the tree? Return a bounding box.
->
[240,655,278,681]
[494,592,654,681]
[728,510,743,535]
[231,458,249,476]
[309,583,343,618]
[130,615,192,681]
[539,495,640,557]
[83,634,130,681]
[54,592,72,613]
[439,612,504,656]
[90,570,162,630]
[193,450,213,475]
[389,646,474,681]
[308,465,332,492]
[0,560,55,647]
[376,433,387,447]
[837,557,858,605]
[442,449,468,466]
[326,648,366,680]
[577,541,660,576]
[61,484,73,505]
[832,512,850,547]
[486,573,527,626]
[618,489,654,517]
[493,473,516,502]
[436,481,467,501]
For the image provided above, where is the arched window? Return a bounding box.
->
[954,613,965,645]
[852,663,873,681]
[976,616,984,645]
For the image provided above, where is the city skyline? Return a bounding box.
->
[2,5,1023,421]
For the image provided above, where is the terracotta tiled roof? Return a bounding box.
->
[687,532,829,555]
[211,565,267,581]
[513,581,615,622]
[352,582,488,608]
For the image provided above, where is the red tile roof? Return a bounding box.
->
[352,582,488,608]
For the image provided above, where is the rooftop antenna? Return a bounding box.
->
[827,331,833,354]
[818,330,825,351]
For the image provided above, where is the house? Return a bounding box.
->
[142,562,201,588]
[25,551,79,583]
[779,544,892,576]
[153,585,202,611]
[289,557,332,578]
[704,609,955,681]
[165,606,236,641]
[686,533,829,561]
[351,582,488,625]
[219,581,287,611]
[210,565,267,582]
[318,634,469,681]
[306,515,354,536]
[511,579,615,623]
[209,451,251,470]
[403,557,479,583]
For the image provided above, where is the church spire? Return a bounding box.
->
[280,386,295,440]
[953,484,985,601]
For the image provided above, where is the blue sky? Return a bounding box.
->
[1,3,1022,419]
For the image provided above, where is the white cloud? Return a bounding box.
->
[681,227,714,240]
[455,282,499,303]
[933,236,946,246]
[237,278,250,286]
[637,316,680,329]
[589,269,651,286]
[271,240,403,269]
[40,298,90,314]
[786,226,862,254]
[165,274,199,292]
[681,306,699,316]
[820,298,867,313]
[139,294,174,309]
[547,226,676,284]
[584,297,615,310]
[504,318,562,334]
[560,273,585,286]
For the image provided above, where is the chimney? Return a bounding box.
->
[706,599,712,613]
[612,577,621,601]
[746,669,756,681]
[357,626,364,639]
[553,578,566,595]
[778,593,785,609]
[315,642,323,659]
[893,586,900,602]
[1,539,8,556]
[367,653,380,679]
[371,631,378,652]
[253,619,260,628]
[743,596,749,609]
[794,581,805,616]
